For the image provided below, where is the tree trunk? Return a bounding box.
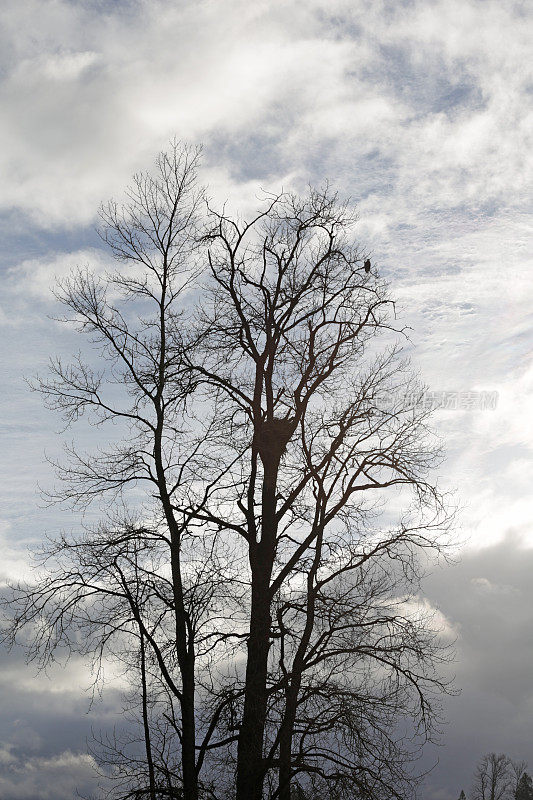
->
[236,564,273,800]
[180,661,198,800]
[155,421,198,800]
[168,510,198,800]
[140,632,157,800]
[278,527,322,800]
[277,683,300,800]
[236,451,279,800]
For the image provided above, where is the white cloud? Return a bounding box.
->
[0,0,528,228]
[0,746,100,800]
[6,248,111,302]
[0,522,34,585]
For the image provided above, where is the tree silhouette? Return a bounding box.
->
[472,754,511,800]
[3,142,452,800]
[516,774,533,800]
[512,763,529,799]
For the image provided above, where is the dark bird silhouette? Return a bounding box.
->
[364,259,371,273]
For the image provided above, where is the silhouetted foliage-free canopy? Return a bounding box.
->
[3,142,453,800]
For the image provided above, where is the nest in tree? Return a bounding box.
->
[255,417,295,460]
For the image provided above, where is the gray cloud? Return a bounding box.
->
[0,640,123,799]
[0,749,99,800]
[421,535,533,799]
[4,539,533,799]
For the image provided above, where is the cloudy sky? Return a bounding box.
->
[0,0,532,797]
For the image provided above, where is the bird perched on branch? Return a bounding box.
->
[364,259,371,273]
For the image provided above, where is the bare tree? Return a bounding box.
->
[5,515,244,799]
[20,142,208,800]
[3,143,452,800]
[265,517,451,800]
[177,187,451,800]
[472,754,512,800]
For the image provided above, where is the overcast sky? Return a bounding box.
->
[0,1,532,798]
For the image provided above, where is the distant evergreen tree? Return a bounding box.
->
[515,773,533,800]
[458,791,467,800]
